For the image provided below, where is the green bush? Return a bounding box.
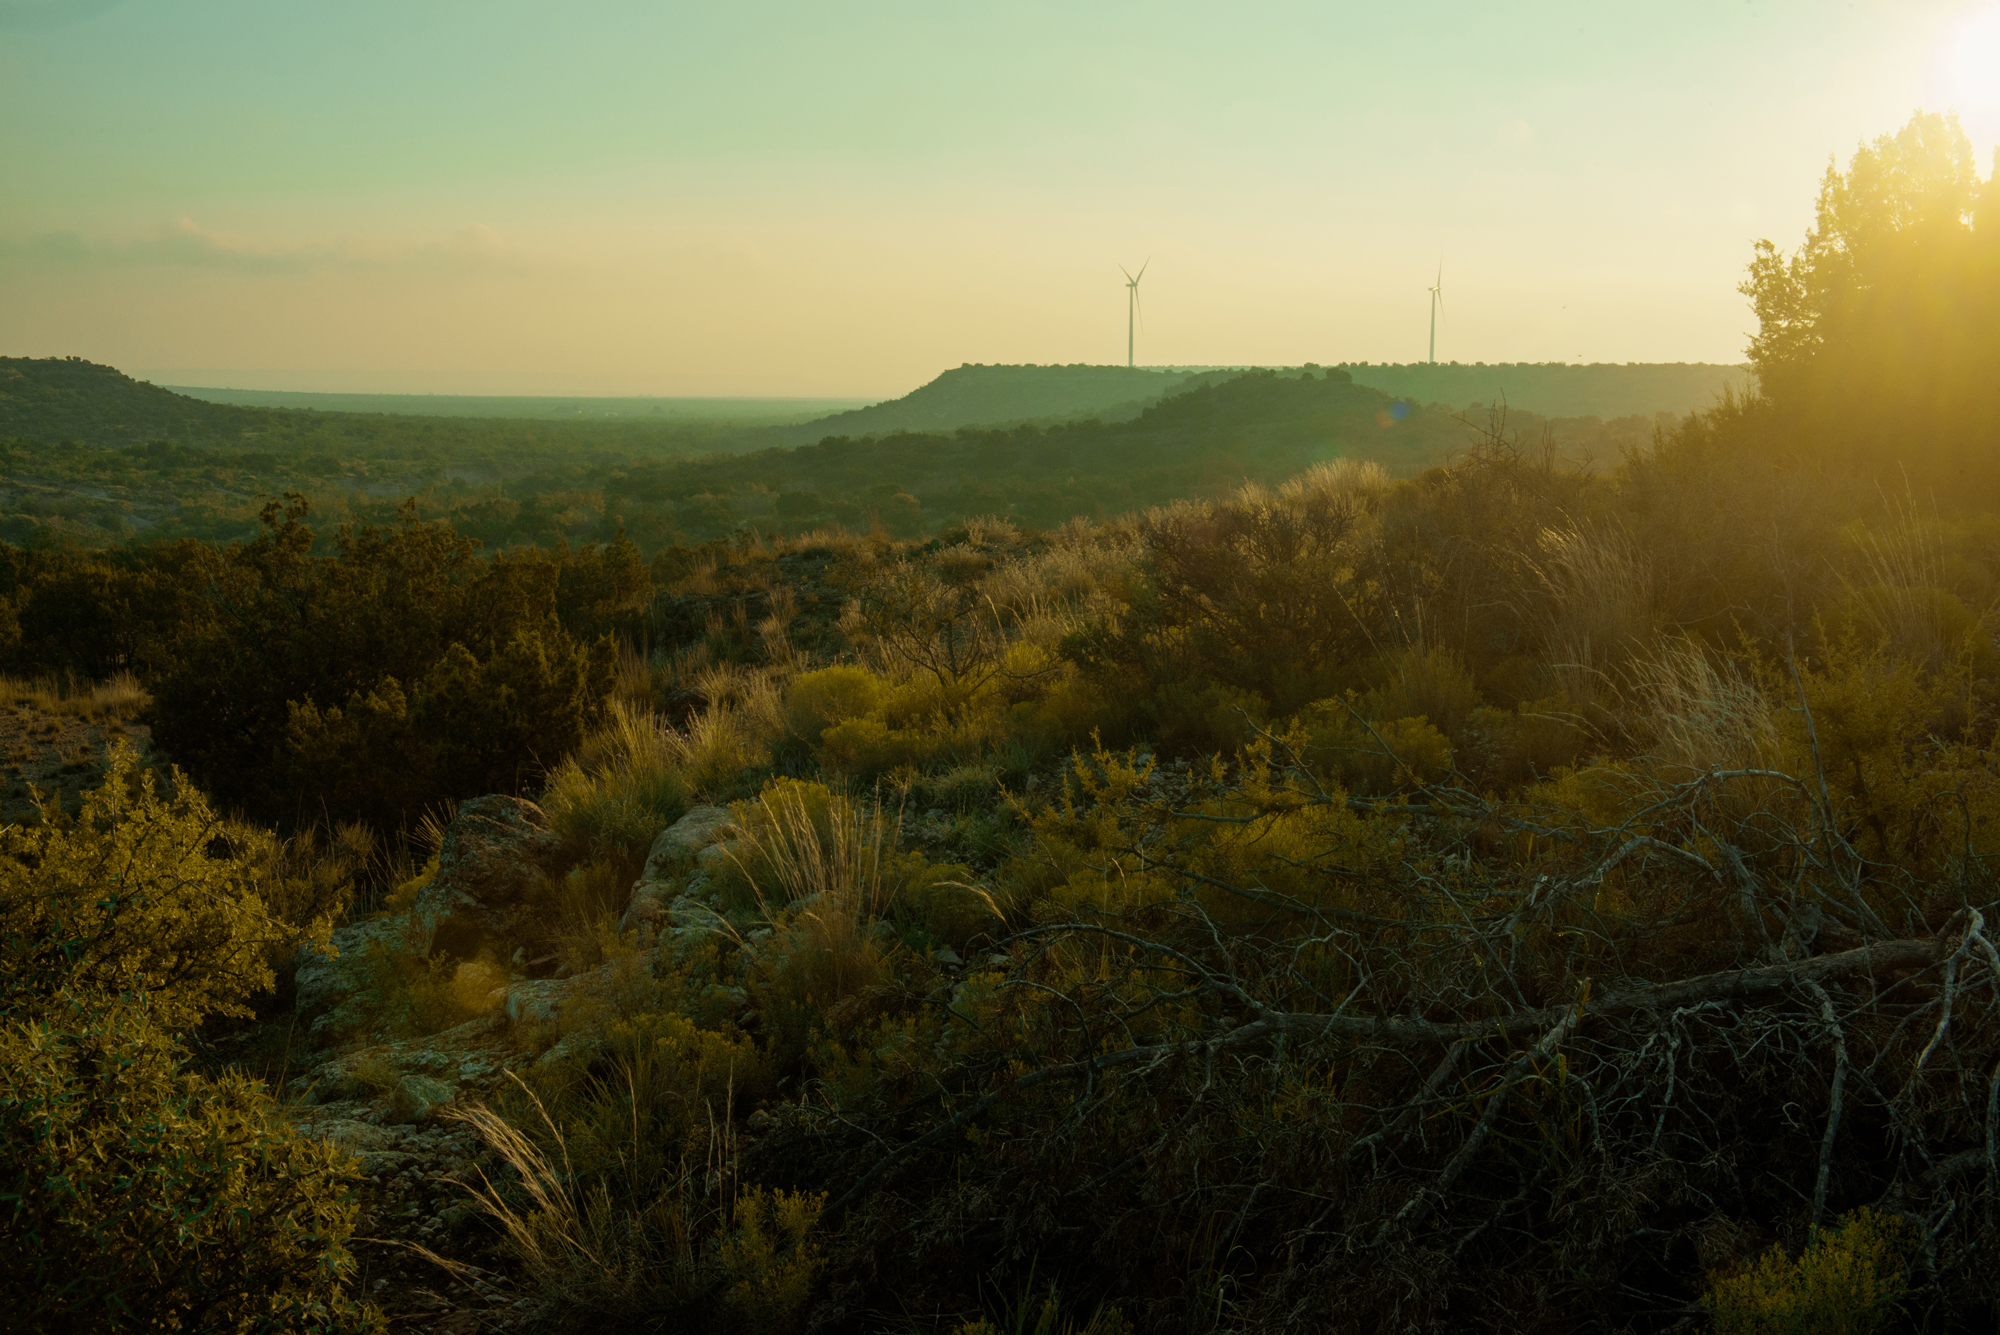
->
[0,751,377,1331]
[1704,1208,1916,1335]
[0,743,326,1030]
[0,989,379,1334]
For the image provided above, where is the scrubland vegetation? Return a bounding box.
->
[7,111,2000,1332]
[1,356,1677,551]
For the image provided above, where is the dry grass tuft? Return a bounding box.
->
[448,1076,717,1321]
[1279,457,1392,505]
[1626,636,1779,776]
[0,671,149,721]
[543,700,691,871]
[1528,521,1657,705]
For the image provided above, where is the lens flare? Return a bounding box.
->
[1952,6,2000,106]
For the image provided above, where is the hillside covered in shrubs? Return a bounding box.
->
[0,356,1674,551]
[8,111,2000,1333]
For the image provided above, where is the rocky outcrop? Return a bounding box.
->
[417,795,561,960]
[390,1073,458,1123]
[294,913,427,1038]
[618,804,733,936]
[644,804,733,876]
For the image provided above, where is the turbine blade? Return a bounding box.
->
[1120,264,1134,283]
[1136,257,1150,282]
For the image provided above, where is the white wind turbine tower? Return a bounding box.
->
[1428,262,1443,365]
[1121,259,1149,368]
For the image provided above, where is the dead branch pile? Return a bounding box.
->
[771,734,2000,1332]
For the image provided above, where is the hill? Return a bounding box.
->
[164,386,871,424]
[0,356,269,446]
[601,367,1649,540]
[0,361,1663,549]
[1337,360,1751,418]
[775,363,1198,443]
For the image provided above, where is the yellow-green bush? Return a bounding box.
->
[783,664,889,745]
[1704,1208,1916,1335]
[527,1010,771,1185]
[0,755,377,1328]
[378,853,435,917]
[358,939,508,1038]
[0,989,378,1334]
[0,743,329,1030]
[1281,699,1453,794]
[716,1187,827,1332]
[543,700,691,874]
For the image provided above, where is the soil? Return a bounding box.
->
[0,700,157,823]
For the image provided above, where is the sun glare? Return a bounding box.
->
[1953,6,2000,105]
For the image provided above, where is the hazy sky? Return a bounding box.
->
[3,0,1997,396]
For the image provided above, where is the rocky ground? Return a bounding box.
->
[0,678,153,822]
[277,796,746,1331]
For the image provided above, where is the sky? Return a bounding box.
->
[3,0,1998,397]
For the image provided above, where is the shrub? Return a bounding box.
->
[1704,1208,1916,1335]
[0,989,379,1334]
[0,743,326,1030]
[543,700,691,874]
[1282,699,1452,794]
[360,941,508,1038]
[451,1083,716,1326]
[783,665,889,747]
[716,1187,826,1332]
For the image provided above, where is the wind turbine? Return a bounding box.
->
[1121,259,1149,368]
[1427,262,1443,365]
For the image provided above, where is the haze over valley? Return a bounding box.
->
[7,3,2000,1333]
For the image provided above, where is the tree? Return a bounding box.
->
[1740,111,2000,477]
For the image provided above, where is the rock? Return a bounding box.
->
[657,893,737,964]
[503,976,572,1028]
[390,1073,458,1123]
[986,953,1011,968]
[293,914,426,1025]
[534,1030,603,1069]
[745,1109,772,1133]
[934,947,964,968]
[315,1118,401,1154]
[417,795,561,960]
[641,805,733,879]
[355,1149,418,1177]
[617,881,669,937]
[288,1057,369,1104]
[695,841,738,877]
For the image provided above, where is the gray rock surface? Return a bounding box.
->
[643,805,733,878]
[294,914,426,1025]
[695,841,738,877]
[657,893,737,963]
[503,976,571,1028]
[316,1118,401,1154]
[390,1073,458,1123]
[619,806,735,936]
[617,881,669,938]
[417,795,561,960]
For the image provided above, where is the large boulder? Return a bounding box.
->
[618,805,734,937]
[417,795,561,960]
[641,805,733,880]
[389,1074,458,1124]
